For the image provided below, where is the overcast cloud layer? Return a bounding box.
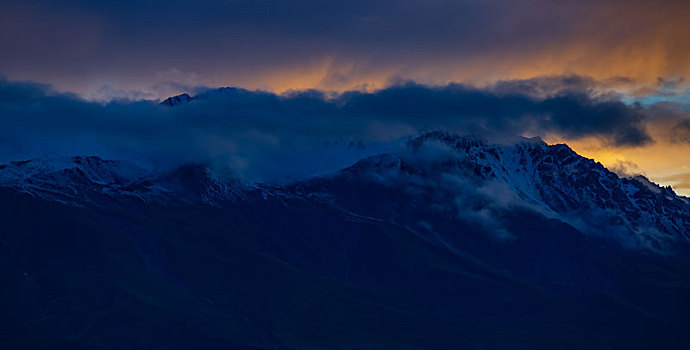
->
[1,0,690,99]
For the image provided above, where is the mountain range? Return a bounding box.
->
[2,131,690,348]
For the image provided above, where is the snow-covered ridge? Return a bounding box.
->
[0,156,245,205]
[2,133,688,249]
[324,132,690,247]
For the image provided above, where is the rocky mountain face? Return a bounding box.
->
[293,132,690,251]
[2,132,690,348]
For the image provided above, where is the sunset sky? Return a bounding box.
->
[2,0,690,193]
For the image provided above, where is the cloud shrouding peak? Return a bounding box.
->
[0,77,657,182]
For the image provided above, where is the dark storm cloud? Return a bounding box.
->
[539,96,651,146]
[339,83,652,146]
[671,119,690,144]
[0,78,653,181]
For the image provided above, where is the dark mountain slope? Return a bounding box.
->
[2,134,690,348]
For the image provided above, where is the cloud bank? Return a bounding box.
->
[0,77,661,182]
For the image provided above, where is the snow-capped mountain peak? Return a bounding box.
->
[297,132,690,250]
[160,93,193,106]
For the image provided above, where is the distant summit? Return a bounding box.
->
[160,93,193,106]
